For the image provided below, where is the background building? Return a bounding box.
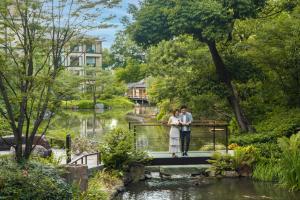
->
[63,37,103,76]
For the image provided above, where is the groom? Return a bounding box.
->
[179,105,193,157]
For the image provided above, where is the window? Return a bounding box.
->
[86,44,96,53]
[71,45,80,52]
[70,56,80,67]
[86,56,96,67]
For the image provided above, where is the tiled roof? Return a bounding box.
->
[127,79,147,88]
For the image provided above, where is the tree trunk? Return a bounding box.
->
[14,132,23,163]
[207,41,253,132]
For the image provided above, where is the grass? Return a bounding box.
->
[62,96,134,109]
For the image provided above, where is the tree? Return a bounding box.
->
[111,31,145,67]
[128,0,272,132]
[245,8,300,107]
[102,48,115,69]
[115,58,146,83]
[146,35,229,120]
[0,0,120,162]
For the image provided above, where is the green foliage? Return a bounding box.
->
[232,145,259,171]
[145,35,229,120]
[99,97,134,109]
[207,152,234,175]
[0,116,10,136]
[79,170,122,200]
[245,8,300,107]
[99,128,150,171]
[62,97,134,109]
[129,0,267,47]
[277,133,300,191]
[253,158,281,182]
[207,145,259,176]
[230,108,300,145]
[102,48,115,69]
[253,142,282,159]
[111,31,145,67]
[115,58,146,83]
[0,156,72,199]
[47,128,76,147]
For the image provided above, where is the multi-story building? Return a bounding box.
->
[63,37,103,76]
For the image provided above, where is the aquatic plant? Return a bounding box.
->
[277,133,300,191]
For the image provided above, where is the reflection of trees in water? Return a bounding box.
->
[134,125,226,151]
[120,179,300,200]
[49,109,130,140]
[136,136,149,150]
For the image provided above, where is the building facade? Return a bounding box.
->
[63,38,103,76]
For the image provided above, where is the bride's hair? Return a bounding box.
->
[172,109,180,116]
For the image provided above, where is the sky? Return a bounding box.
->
[89,0,140,49]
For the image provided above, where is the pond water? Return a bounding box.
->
[49,107,227,151]
[115,178,300,200]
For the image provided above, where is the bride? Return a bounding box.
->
[167,109,181,158]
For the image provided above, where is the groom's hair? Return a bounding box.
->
[180,105,187,110]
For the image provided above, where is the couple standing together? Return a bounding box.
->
[167,105,193,158]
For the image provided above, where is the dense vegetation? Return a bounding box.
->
[0,156,72,199]
[110,0,300,191]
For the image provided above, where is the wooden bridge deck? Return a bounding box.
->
[148,150,233,166]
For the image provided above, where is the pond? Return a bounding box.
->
[49,106,227,151]
[115,178,300,200]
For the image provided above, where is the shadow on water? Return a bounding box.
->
[115,178,300,200]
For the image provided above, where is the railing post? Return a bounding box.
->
[133,125,137,151]
[66,134,71,164]
[213,122,216,151]
[97,153,100,165]
[225,126,229,154]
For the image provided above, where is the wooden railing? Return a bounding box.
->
[68,152,101,166]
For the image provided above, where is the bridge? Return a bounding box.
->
[64,121,230,169]
[129,121,230,165]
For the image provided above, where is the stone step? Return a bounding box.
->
[145,164,211,176]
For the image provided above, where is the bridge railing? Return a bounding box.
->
[68,152,101,166]
[129,121,229,153]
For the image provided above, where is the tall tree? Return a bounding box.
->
[111,31,145,67]
[127,0,272,132]
[0,0,120,162]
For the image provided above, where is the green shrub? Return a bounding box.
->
[207,145,259,176]
[80,170,122,200]
[253,158,281,182]
[99,128,150,171]
[232,145,259,172]
[277,133,300,191]
[253,142,282,159]
[207,152,234,175]
[0,156,72,199]
[230,108,300,146]
[98,97,134,108]
[62,97,134,110]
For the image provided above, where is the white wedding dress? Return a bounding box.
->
[169,116,180,153]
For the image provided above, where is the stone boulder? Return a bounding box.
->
[0,135,51,151]
[63,165,89,192]
[10,145,52,158]
[123,163,145,185]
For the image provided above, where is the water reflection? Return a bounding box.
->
[49,106,227,150]
[116,178,300,200]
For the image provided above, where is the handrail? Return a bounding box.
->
[68,152,101,166]
[129,122,229,153]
